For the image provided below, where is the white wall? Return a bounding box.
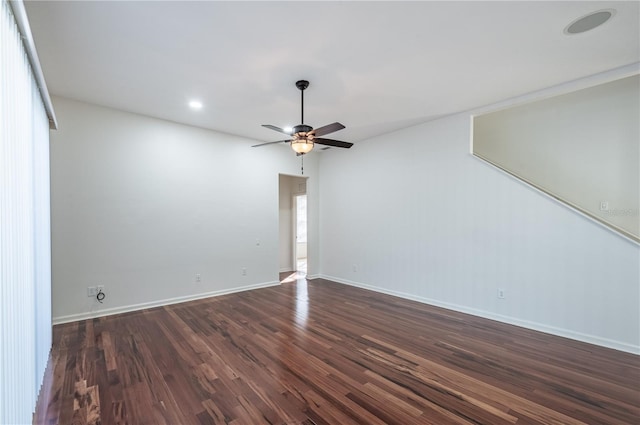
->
[474,74,639,240]
[319,112,640,354]
[50,96,319,322]
[279,175,293,272]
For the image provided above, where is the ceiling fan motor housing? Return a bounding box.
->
[293,124,312,135]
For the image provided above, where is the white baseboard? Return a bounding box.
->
[52,281,280,325]
[321,274,640,355]
[53,274,639,355]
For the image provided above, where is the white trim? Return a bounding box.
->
[52,281,280,325]
[7,1,57,129]
[470,62,639,117]
[320,275,640,355]
[305,273,320,280]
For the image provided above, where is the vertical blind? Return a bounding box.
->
[0,0,52,423]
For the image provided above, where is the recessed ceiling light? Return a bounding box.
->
[189,100,203,110]
[564,9,615,35]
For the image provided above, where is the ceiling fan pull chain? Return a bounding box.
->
[301,155,304,175]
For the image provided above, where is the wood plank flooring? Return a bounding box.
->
[34,273,640,424]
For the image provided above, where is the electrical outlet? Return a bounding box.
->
[87,286,97,297]
[497,288,506,299]
[600,201,609,211]
[352,264,358,272]
[242,267,247,276]
[95,285,106,303]
[195,274,201,283]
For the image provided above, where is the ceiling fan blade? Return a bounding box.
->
[311,122,345,137]
[262,124,293,135]
[251,139,290,148]
[314,138,353,149]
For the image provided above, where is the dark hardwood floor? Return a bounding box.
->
[34,273,640,424]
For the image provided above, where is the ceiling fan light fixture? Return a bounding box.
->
[291,138,314,154]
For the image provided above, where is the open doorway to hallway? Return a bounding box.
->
[278,174,308,281]
[294,193,307,274]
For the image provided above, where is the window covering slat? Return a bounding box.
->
[0,0,52,422]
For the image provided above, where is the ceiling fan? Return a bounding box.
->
[252,80,353,155]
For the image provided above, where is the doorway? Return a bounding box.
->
[278,174,308,279]
[294,193,307,274]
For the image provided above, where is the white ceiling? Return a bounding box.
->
[25,1,640,145]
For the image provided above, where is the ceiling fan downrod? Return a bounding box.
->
[296,80,309,125]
